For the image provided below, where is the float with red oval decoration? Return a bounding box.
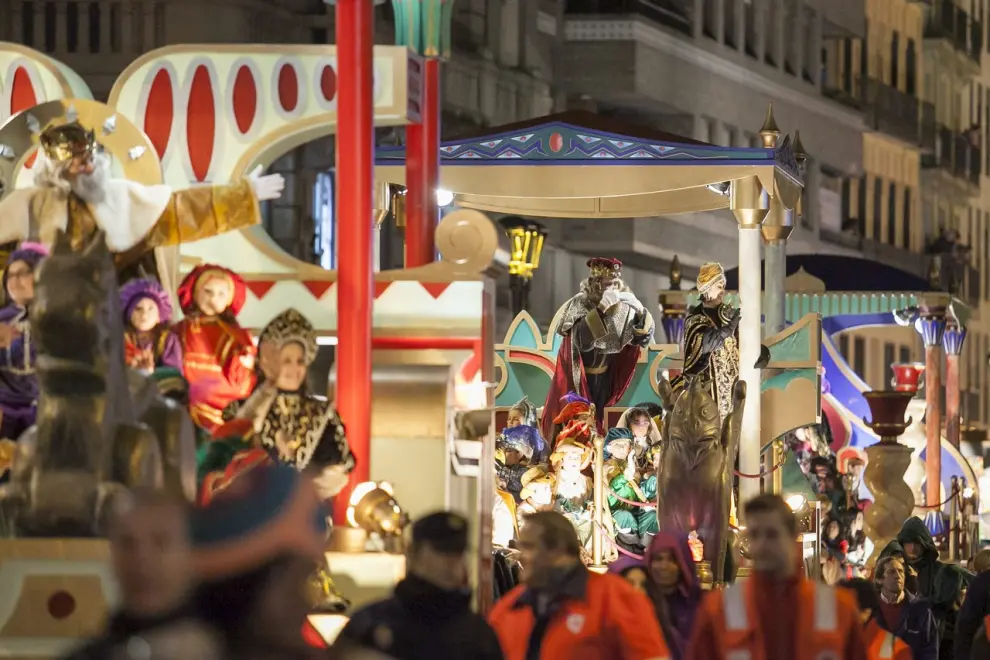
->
[144,68,174,159]
[186,65,216,182]
[548,132,564,153]
[278,64,299,113]
[231,65,257,134]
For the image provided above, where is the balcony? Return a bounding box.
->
[925,1,982,69]
[860,77,920,145]
[821,0,866,39]
[922,124,980,190]
[563,0,691,34]
[919,101,937,153]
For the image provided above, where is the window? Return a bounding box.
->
[312,172,335,270]
[842,39,853,93]
[872,176,883,241]
[66,2,79,53]
[884,342,896,387]
[906,39,917,95]
[841,178,850,218]
[109,2,120,53]
[88,2,100,53]
[43,1,55,52]
[887,182,897,245]
[839,334,850,362]
[899,345,912,365]
[902,187,912,249]
[853,337,866,379]
[21,2,34,46]
[890,31,900,86]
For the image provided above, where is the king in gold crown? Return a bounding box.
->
[587,257,622,279]
[38,122,96,165]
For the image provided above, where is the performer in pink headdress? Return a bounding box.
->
[119,278,182,373]
[0,242,49,467]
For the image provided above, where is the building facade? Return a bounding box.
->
[0,0,985,429]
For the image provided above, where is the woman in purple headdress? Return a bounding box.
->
[120,278,182,373]
[0,242,48,454]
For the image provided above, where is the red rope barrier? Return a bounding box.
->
[734,460,785,479]
[594,521,645,561]
[914,493,955,510]
[607,487,655,508]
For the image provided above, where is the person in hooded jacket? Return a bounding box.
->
[954,568,990,660]
[334,511,503,660]
[643,533,703,660]
[889,517,971,650]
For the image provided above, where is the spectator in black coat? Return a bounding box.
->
[333,512,503,660]
[955,568,990,660]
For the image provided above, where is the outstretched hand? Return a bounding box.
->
[247,165,286,201]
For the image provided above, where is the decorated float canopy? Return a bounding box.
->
[374,111,804,218]
[706,254,976,498]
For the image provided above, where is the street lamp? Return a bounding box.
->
[500,216,547,316]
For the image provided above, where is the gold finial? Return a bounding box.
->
[759,103,781,148]
[670,255,682,290]
[793,130,807,166]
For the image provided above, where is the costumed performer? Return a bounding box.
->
[516,466,555,526]
[548,392,597,452]
[671,261,769,422]
[616,405,664,469]
[541,257,654,437]
[120,278,182,373]
[495,424,544,501]
[0,242,48,475]
[173,264,257,436]
[0,118,284,281]
[603,427,658,550]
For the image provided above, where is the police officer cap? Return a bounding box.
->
[412,511,469,554]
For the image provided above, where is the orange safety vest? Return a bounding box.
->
[697,578,860,660]
[489,570,670,660]
[864,619,910,660]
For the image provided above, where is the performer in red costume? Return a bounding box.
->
[541,258,655,436]
[173,264,256,435]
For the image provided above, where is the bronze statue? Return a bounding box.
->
[0,230,163,536]
[657,376,746,583]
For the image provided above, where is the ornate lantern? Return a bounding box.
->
[500,216,547,316]
[391,0,456,59]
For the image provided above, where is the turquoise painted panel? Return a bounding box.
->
[761,368,817,392]
[507,321,541,350]
[495,361,552,408]
[769,326,812,362]
[618,364,662,407]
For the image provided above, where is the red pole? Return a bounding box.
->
[404,58,440,267]
[924,343,942,507]
[334,0,374,523]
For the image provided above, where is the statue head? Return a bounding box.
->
[4,241,49,307]
[581,257,626,300]
[696,262,727,304]
[664,377,722,447]
[257,308,318,392]
[31,230,113,366]
[119,278,172,334]
[39,122,96,170]
[519,466,555,506]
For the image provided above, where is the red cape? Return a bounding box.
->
[540,334,641,437]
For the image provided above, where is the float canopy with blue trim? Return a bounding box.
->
[373,110,802,219]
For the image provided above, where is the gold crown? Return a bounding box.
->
[588,257,621,279]
[39,122,96,164]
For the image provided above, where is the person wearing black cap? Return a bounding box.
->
[333,511,504,659]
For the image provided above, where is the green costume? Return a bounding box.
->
[604,427,658,545]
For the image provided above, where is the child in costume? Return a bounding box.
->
[550,392,597,453]
[0,242,48,472]
[495,425,543,502]
[173,264,257,435]
[603,427,659,550]
[516,466,555,528]
[119,278,182,373]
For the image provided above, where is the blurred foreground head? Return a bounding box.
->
[516,511,583,588]
[109,488,192,618]
[190,464,329,653]
[406,511,470,591]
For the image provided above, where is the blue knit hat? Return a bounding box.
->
[190,462,328,581]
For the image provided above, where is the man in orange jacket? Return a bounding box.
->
[688,494,868,660]
[488,510,669,660]
[838,578,912,660]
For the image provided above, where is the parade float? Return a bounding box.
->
[718,257,982,560]
[0,39,507,655]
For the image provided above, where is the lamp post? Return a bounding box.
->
[392,0,455,267]
[500,216,547,317]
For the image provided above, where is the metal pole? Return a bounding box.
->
[591,434,605,568]
[333,0,375,522]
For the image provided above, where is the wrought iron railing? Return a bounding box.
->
[861,77,920,145]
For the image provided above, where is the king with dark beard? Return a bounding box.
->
[0,113,284,282]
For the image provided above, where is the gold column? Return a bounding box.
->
[590,434,607,571]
